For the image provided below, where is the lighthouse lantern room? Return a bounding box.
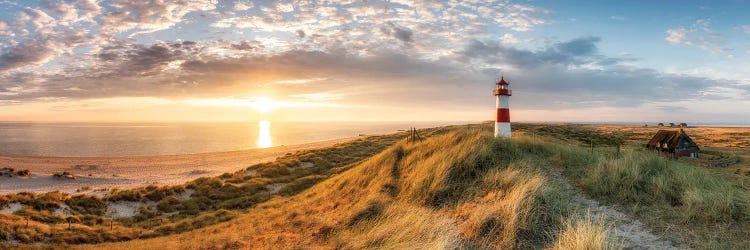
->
[494,76,512,138]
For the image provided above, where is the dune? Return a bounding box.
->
[2,124,750,249]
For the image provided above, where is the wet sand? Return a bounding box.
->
[0,137,355,194]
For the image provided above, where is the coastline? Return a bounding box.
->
[0,136,357,194]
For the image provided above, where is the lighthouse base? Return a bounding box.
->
[494,122,511,138]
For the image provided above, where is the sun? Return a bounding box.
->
[251,96,278,113]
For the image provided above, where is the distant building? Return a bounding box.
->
[645,129,699,158]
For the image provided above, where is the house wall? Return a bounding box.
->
[677,149,699,157]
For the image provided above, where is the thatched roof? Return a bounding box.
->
[646,129,698,150]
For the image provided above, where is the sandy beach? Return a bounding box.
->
[0,137,355,194]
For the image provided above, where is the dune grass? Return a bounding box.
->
[0,130,410,245]
[511,124,750,249]
[550,213,619,250]
[61,125,622,249]
[13,123,747,248]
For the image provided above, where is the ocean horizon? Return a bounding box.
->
[0,121,470,157]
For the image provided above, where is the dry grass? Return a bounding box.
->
[550,213,619,250]
[511,123,750,249]
[590,124,750,186]
[68,125,601,249]
[0,130,409,246]
[26,123,750,248]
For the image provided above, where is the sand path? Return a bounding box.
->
[0,137,355,194]
[548,169,683,249]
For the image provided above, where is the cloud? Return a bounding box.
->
[295,29,306,38]
[233,0,254,11]
[457,37,742,108]
[101,0,217,35]
[0,40,59,72]
[0,0,747,122]
[655,105,688,112]
[460,37,606,67]
[501,34,518,44]
[19,7,57,31]
[743,25,750,34]
[1,35,743,115]
[229,40,263,51]
[380,23,413,43]
[476,2,550,31]
[0,28,89,73]
[665,19,731,54]
[665,28,688,44]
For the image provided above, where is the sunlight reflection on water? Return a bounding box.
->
[0,121,458,156]
[257,120,272,148]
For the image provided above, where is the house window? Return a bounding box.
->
[690,152,697,158]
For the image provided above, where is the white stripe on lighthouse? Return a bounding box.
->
[495,122,511,137]
[494,91,511,138]
[499,95,509,108]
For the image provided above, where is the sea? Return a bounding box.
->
[0,121,469,157]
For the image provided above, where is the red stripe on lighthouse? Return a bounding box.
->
[496,108,510,122]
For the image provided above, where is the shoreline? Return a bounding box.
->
[0,136,358,194]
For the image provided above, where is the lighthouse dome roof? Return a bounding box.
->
[496,76,509,85]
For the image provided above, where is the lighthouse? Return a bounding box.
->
[493,76,512,138]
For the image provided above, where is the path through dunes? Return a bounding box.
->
[6,124,749,248]
[81,126,651,249]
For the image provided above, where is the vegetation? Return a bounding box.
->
[2,123,749,248]
[67,125,617,249]
[52,172,75,179]
[0,129,411,245]
[513,124,750,249]
[0,167,30,177]
[550,214,618,250]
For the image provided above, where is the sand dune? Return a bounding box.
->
[0,137,355,194]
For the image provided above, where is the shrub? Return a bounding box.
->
[53,171,75,179]
[27,191,67,211]
[66,195,107,216]
[156,196,181,213]
[106,189,143,202]
[15,169,30,177]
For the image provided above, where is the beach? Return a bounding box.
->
[0,137,355,194]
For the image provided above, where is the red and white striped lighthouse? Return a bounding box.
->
[493,76,512,138]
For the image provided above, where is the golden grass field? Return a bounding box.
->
[591,124,750,184]
[2,123,750,249]
[516,123,750,186]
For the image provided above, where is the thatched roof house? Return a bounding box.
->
[645,129,699,158]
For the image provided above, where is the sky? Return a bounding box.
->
[0,0,749,123]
